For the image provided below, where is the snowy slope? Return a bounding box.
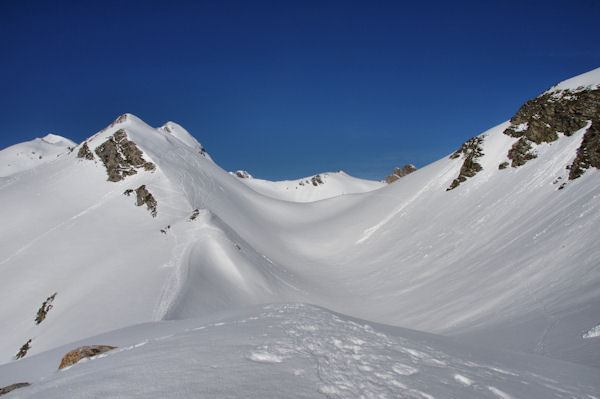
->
[0,134,75,177]
[0,67,599,398]
[1,304,598,398]
[232,170,385,202]
[546,66,600,93]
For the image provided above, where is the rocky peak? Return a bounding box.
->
[386,164,417,183]
[92,129,156,182]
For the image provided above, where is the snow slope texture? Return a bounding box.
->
[0,134,75,177]
[1,304,598,398]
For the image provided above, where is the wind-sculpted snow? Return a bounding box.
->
[0,305,597,398]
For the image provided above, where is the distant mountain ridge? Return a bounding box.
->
[231,170,385,202]
[0,134,75,177]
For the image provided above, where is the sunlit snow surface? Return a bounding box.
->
[236,171,385,202]
[1,69,600,397]
[2,304,598,398]
[0,134,75,177]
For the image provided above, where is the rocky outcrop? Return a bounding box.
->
[94,129,155,182]
[502,88,600,169]
[386,164,417,183]
[235,170,252,179]
[35,292,56,325]
[311,174,324,186]
[0,383,30,396]
[15,339,31,360]
[507,138,537,167]
[298,175,325,187]
[569,120,600,180]
[135,185,157,217]
[505,89,599,143]
[76,142,94,160]
[189,209,200,221]
[447,136,485,191]
[58,345,117,369]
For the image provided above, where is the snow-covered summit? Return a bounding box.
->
[0,133,75,177]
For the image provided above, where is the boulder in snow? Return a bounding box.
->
[58,345,117,369]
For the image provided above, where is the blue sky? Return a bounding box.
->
[1,1,599,180]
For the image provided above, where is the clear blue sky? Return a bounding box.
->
[1,1,599,180]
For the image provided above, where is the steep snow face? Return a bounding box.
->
[1,304,598,399]
[233,171,385,202]
[0,134,75,177]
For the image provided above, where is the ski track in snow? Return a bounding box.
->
[355,165,452,244]
[0,190,118,266]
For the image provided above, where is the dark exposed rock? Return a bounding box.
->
[505,89,600,143]
[235,170,251,179]
[503,88,600,168]
[386,164,417,183]
[94,129,155,182]
[15,339,31,360]
[58,345,117,369]
[35,292,57,325]
[0,383,30,396]
[507,138,537,167]
[77,142,94,160]
[311,174,324,186]
[189,209,200,221]
[135,185,158,217]
[498,161,509,170]
[569,119,600,180]
[446,136,485,191]
[123,189,134,196]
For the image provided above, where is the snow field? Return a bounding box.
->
[1,304,598,398]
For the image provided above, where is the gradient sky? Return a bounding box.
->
[1,1,599,180]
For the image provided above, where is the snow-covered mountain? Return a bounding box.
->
[1,67,599,397]
[0,134,75,177]
[231,170,385,202]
